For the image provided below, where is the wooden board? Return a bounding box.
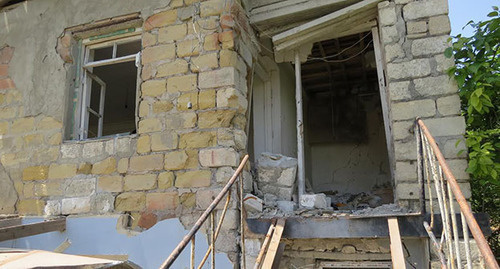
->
[0,218,66,242]
[387,217,406,269]
[261,219,286,269]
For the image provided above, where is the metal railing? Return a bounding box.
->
[159,154,249,269]
[416,119,499,269]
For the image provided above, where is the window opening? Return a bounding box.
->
[79,35,141,139]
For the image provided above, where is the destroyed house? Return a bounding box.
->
[0,0,495,268]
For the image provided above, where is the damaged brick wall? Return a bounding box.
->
[0,0,259,263]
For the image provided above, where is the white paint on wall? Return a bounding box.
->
[0,216,233,269]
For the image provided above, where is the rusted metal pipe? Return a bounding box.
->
[424,221,448,269]
[160,155,249,269]
[417,119,499,269]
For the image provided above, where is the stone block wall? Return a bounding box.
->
[0,0,258,262]
[377,0,470,211]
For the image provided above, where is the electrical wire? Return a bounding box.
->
[308,40,373,63]
[308,31,371,60]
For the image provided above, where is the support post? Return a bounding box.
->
[294,51,306,200]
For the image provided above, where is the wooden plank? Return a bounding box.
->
[0,218,66,242]
[251,0,352,25]
[387,217,407,269]
[261,219,286,269]
[273,0,380,45]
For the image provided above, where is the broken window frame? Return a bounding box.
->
[76,30,142,140]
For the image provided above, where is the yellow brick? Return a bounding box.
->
[48,163,77,179]
[142,44,176,64]
[185,149,199,169]
[138,118,162,133]
[219,31,234,49]
[177,92,198,111]
[142,32,157,47]
[47,133,62,145]
[142,80,166,97]
[166,74,197,93]
[156,59,188,77]
[91,157,116,174]
[204,33,220,51]
[198,90,216,109]
[23,165,49,181]
[138,101,149,117]
[179,131,216,148]
[98,175,123,192]
[0,107,16,119]
[190,53,218,72]
[18,199,45,215]
[137,135,151,154]
[180,192,196,208]
[152,100,174,113]
[23,134,43,147]
[175,170,211,188]
[124,174,157,191]
[158,24,187,43]
[115,192,146,211]
[129,154,164,172]
[220,49,238,67]
[164,150,189,170]
[117,158,128,174]
[158,172,174,189]
[144,9,178,30]
[34,181,63,197]
[77,163,92,174]
[11,117,34,133]
[177,39,201,57]
[198,110,236,128]
[171,0,184,7]
[142,64,154,81]
[0,121,8,134]
[151,132,178,151]
[38,117,62,130]
[23,182,35,198]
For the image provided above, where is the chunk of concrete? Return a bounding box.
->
[243,194,263,213]
[277,200,295,212]
[300,193,329,209]
[256,152,297,201]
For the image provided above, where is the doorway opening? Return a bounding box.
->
[302,31,393,210]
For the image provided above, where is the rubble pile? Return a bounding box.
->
[244,153,405,218]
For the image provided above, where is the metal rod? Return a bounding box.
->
[240,174,246,269]
[461,212,473,269]
[421,126,435,226]
[197,191,232,269]
[160,155,249,269]
[448,184,462,269]
[294,51,306,199]
[211,211,215,269]
[439,167,456,269]
[191,237,195,269]
[417,119,499,269]
[424,221,448,269]
[254,220,276,269]
[416,124,425,212]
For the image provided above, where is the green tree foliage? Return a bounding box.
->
[446,7,500,254]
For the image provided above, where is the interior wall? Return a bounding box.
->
[308,94,391,194]
[278,63,297,158]
[251,76,266,162]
